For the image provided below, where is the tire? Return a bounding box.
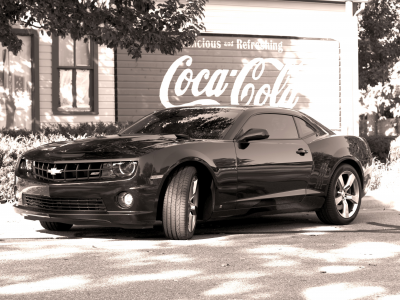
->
[40,221,73,231]
[162,166,199,240]
[316,164,362,225]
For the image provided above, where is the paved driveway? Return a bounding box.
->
[1,207,400,300]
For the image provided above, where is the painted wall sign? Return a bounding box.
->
[160,56,300,109]
[117,35,341,129]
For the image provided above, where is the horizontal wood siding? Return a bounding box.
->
[117,35,341,129]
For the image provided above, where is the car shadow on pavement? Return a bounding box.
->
[31,212,400,240]
[30,213,317,240]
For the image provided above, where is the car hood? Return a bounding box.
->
[23,134,183,161]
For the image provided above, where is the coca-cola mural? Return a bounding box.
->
[118,35,340,129]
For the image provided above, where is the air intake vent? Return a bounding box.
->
[23,194,106,211]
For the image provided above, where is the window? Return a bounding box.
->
[52,35,98,115]
[294,117,325,138]
[240,114,298,139]
[120,107,240,139]
[0,35,32,129]
[294,117,316,138]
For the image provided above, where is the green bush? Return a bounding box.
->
[363,135,396,162]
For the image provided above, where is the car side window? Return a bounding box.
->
[240,114,298,139]
[294,117,318,138]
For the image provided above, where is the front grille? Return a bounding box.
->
[23,194,106,211]
[33,161,104,182]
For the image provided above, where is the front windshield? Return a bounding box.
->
[119,107,241,139]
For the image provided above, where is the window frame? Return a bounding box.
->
[52,35,98,115]
[2,29,40,131]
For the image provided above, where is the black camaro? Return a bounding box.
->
[14,106,373,239]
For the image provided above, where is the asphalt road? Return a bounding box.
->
[1,208,400,300]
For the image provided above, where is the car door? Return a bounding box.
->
[234,113,313,209]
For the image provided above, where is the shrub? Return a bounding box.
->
[389,135,400,161]
[369,158,389,191]
[363,135,396,162]
[369,135,400,191]
[0,121,135,139]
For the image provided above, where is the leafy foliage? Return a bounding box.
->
[359,0,400,90]
[359,82,400,118]
[358,0,400,119]
[363,135,396,162]
[370,135,400,191]
[0,0,207,58]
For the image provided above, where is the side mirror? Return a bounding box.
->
[237,128,269,143]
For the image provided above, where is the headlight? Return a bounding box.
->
[101,161,137,179]
[117,192,134,208]
[19,158,34,176]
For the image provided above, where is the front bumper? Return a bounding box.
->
[14,176,160,229]
[13,205,156,229]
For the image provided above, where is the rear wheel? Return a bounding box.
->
[40,221,73,231]
[162,166,199,240]
[316,164,361,225]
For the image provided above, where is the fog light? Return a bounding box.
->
[117,192,133,208]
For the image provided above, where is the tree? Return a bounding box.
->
[358,0,400,120]
[359,0,400,90]
[0,0,207,58]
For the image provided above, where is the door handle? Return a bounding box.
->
[296,148,308,156]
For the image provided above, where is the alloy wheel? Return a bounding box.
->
[188,176,199,232]
[335,170,360,218]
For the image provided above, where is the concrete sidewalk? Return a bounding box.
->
[361,190,400,210]
[0,190,398,239]
[0,203,63,239]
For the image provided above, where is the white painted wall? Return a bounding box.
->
[200,0,356,135]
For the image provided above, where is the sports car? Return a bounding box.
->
[14,106,373,239]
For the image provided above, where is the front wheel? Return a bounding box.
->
[162,166,199,240]
[316,164,361,225]
[40,221,73,231]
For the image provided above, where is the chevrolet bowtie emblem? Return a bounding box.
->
[49,168,62,175]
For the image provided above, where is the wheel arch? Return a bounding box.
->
[324,157,364,196]
[156,159,216,221]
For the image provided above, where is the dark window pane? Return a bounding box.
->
[120,108,241,139]
[241,114,298,139]
[294,117,317,138]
